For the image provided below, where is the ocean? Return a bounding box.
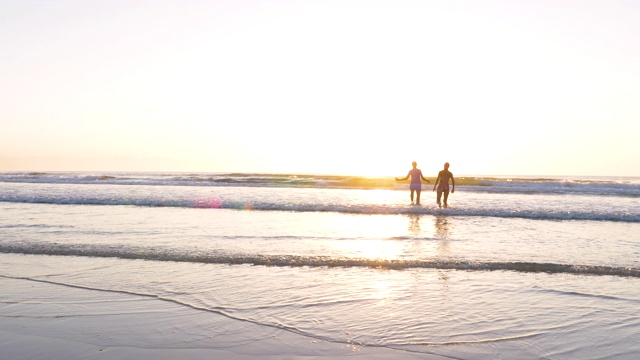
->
[1,172,639,359]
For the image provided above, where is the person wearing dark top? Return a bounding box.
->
[433,162,455,208]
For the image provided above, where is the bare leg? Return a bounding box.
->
[416,190,421,205]
[443,190,450,208]
[436,189,443,207]
[410,190,415,204]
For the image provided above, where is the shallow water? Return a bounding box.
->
[1,173,639,358]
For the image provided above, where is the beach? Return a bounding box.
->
[1,172,640,359]
[3,273,427,360]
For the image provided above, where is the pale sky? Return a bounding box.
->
[2,0,639,176]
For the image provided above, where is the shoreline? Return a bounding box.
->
[0,276,435,360]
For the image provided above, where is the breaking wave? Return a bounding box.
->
[2,243,638,278]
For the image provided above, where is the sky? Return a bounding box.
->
[1,0,639,177]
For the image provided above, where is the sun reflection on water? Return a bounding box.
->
[342,239,405,261]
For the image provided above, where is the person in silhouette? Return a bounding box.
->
[433,162,455,208]
[396,161,430,205]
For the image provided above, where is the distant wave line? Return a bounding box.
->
[1,172,639,197]
[2,245,638,278]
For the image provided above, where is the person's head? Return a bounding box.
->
[444,162,450,169]
[412,161,417,168]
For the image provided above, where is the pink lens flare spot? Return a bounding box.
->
[194,198,222,208]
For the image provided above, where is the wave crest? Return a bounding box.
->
[2,244,638,278]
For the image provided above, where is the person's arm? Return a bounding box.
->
[433,173,440,191]
[451,174,455,193]
[395,171,410,181]
[421,174,430,183]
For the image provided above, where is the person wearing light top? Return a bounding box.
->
[396,161,430,205]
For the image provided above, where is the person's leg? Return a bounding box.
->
[410,190,415,203]
[416,190,421,205]
[436,189,443,207]
[443,190,450,208]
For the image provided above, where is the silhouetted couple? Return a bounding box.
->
[396,162,455,207]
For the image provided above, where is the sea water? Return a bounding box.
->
[1,172,639,359]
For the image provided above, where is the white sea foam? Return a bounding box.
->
[0,178,638,222]
[2,243,638,277]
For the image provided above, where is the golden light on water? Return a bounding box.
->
[346,239,405,261]
[370,280,393,301]
[324,207,458,262]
